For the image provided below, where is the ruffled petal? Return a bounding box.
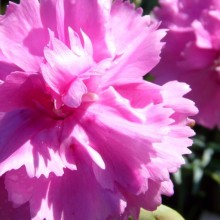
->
[0,73,31,111]
[0,111,65,178]
[0,1,198,219]
[0,72,52,113]
[41,36,92,95]
[79,82,196,210]
[0,176,30,220]
[105,0,166,81]
[0,50,20,81]
[0,0,49,71]
[5,165,127,220]
[40,0,113,60]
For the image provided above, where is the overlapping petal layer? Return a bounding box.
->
[0,0,197,219]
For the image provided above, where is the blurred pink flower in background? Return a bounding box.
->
[0,0,197,219]
[152,0,220,129]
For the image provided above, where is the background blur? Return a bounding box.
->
[1,0,220,219]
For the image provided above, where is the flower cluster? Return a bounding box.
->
[152,0,220,129]
[0,0,197,219]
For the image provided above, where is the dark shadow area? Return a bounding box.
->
[0,0,20,14]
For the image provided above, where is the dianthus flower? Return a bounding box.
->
[0,0,197,219]
[152,0,220,128]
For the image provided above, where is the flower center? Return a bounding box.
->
[32,81,99,120]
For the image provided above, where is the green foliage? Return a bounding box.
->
[0,0,20,14]
[131,0,159,14]
[0,1,6,14]
[139,205,185,220]
[128,205,185,220]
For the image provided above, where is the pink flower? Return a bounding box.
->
[152,0,220,128]
[0,0,197,219]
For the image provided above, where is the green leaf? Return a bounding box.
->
[139,205,185,220]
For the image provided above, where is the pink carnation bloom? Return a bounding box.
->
[0,0,197,219]
[152,0,220,128]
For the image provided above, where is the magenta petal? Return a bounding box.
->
[0,0,49,71]
[40,0,57,36]
[152,0,220,128]
[0,176,30,220]
[0,0,198,219]
[62,79,87,108]
[0,111,65,178]
[192,20,212,49]
[63,0,113,60]
[0,72,30,111]
[80,82,196,209]
[0,73,49,112]
[42,36,92,95]
[0,50,20,81]
[105,1,166,82]
[5,166,127,220]
[40,0,113,60]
